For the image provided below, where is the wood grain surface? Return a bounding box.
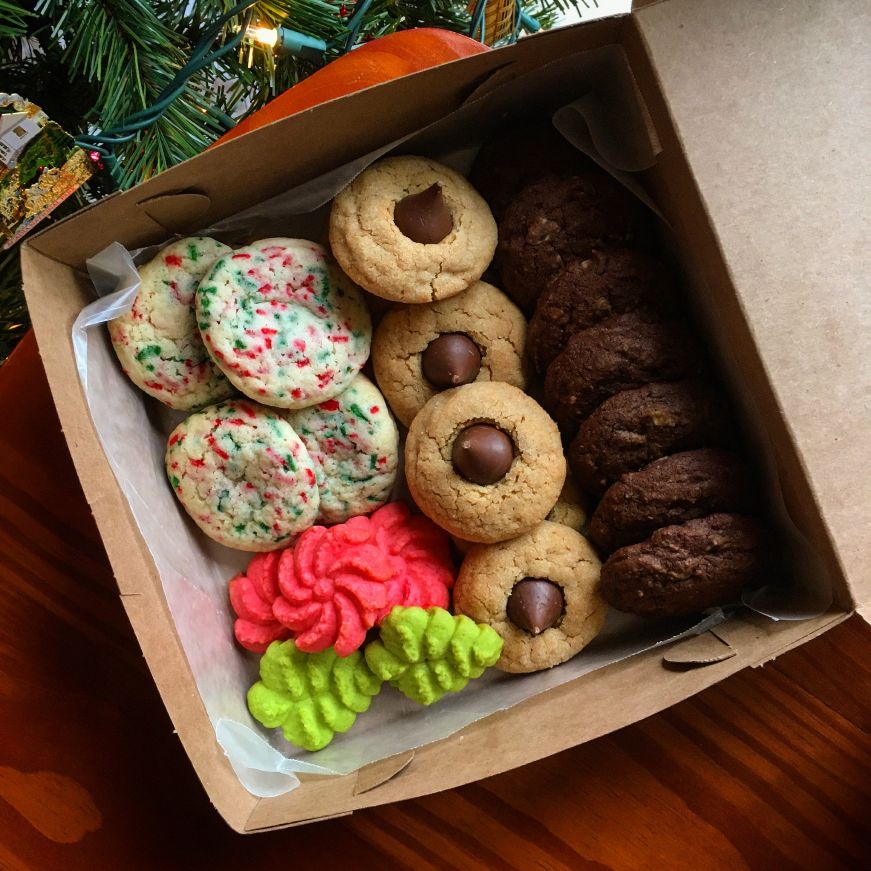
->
[1,331,868,871]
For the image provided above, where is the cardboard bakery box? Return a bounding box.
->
[19,0,869,833]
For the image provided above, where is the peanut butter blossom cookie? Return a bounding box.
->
[285,374,399,524]
[372,280,528,427]
[404,381,565,544]
[451,474,587,555]
[108,237,234,410]
[196,238,371,408]
[454,521,607,673]
[329,155,497,303]
[165,399,319,551]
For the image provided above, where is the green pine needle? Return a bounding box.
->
[0,1,32,39]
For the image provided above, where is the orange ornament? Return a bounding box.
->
[213,29,489,148]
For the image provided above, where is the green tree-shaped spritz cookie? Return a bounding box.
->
[364,606,504,705]
[247,640,382,751]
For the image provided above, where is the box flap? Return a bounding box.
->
[635,0,870,611]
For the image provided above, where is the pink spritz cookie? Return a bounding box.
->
[196,238,371,408]
[228,552,291,653]
[166,399,320,551]
[268,502,455,656]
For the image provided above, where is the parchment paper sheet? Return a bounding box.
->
[71,46,832,798]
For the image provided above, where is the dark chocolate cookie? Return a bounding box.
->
[542,312,701,438]
[470,122,595,220]
[498,173,649,311]
[569,381,727,497]
[600,513,765,617]
[588,448,753,555]
[527,249,675,374]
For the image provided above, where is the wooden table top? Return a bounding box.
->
[1,330,868,870]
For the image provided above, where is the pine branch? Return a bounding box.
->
[25,0,591,188]
[34,0,228,187]
[0,1,32,39]
[0,0,593,364]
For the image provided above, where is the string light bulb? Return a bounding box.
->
[245,25,279,48]
[241,22,327,61]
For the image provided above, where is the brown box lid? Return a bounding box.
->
[636,0,870,613]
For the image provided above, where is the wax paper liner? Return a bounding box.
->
[71,45,832,799]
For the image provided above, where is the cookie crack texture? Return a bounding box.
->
[329,156,497,304]
[430,253,447,301]
[372,281,527,427]
[453,522,606,673]
[404,382,564,543]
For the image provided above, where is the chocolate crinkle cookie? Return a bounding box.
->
[498,173,650,312]
[600,513,766,617]
[527,249,675,374]
[569,380,728,498]
[469,122,596,220]
[542,311,702,438]
[588,448,754,555]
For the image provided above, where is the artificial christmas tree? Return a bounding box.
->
[0,0,586,363]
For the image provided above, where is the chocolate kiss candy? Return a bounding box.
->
[422,333,482,389]
[506,578,565,635]
[394,183,454,244]
[451,424,514,485]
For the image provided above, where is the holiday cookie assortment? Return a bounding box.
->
[108,139,769,752]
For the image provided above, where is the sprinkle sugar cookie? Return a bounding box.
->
[165,399,320,551]
[285,374,399,524]
[196,238,371,409]
[108,237,234,410]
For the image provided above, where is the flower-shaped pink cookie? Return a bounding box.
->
[368,502,455,614]
[272,502,456,656]
[272,524,393,656]
[228,552,292,653]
